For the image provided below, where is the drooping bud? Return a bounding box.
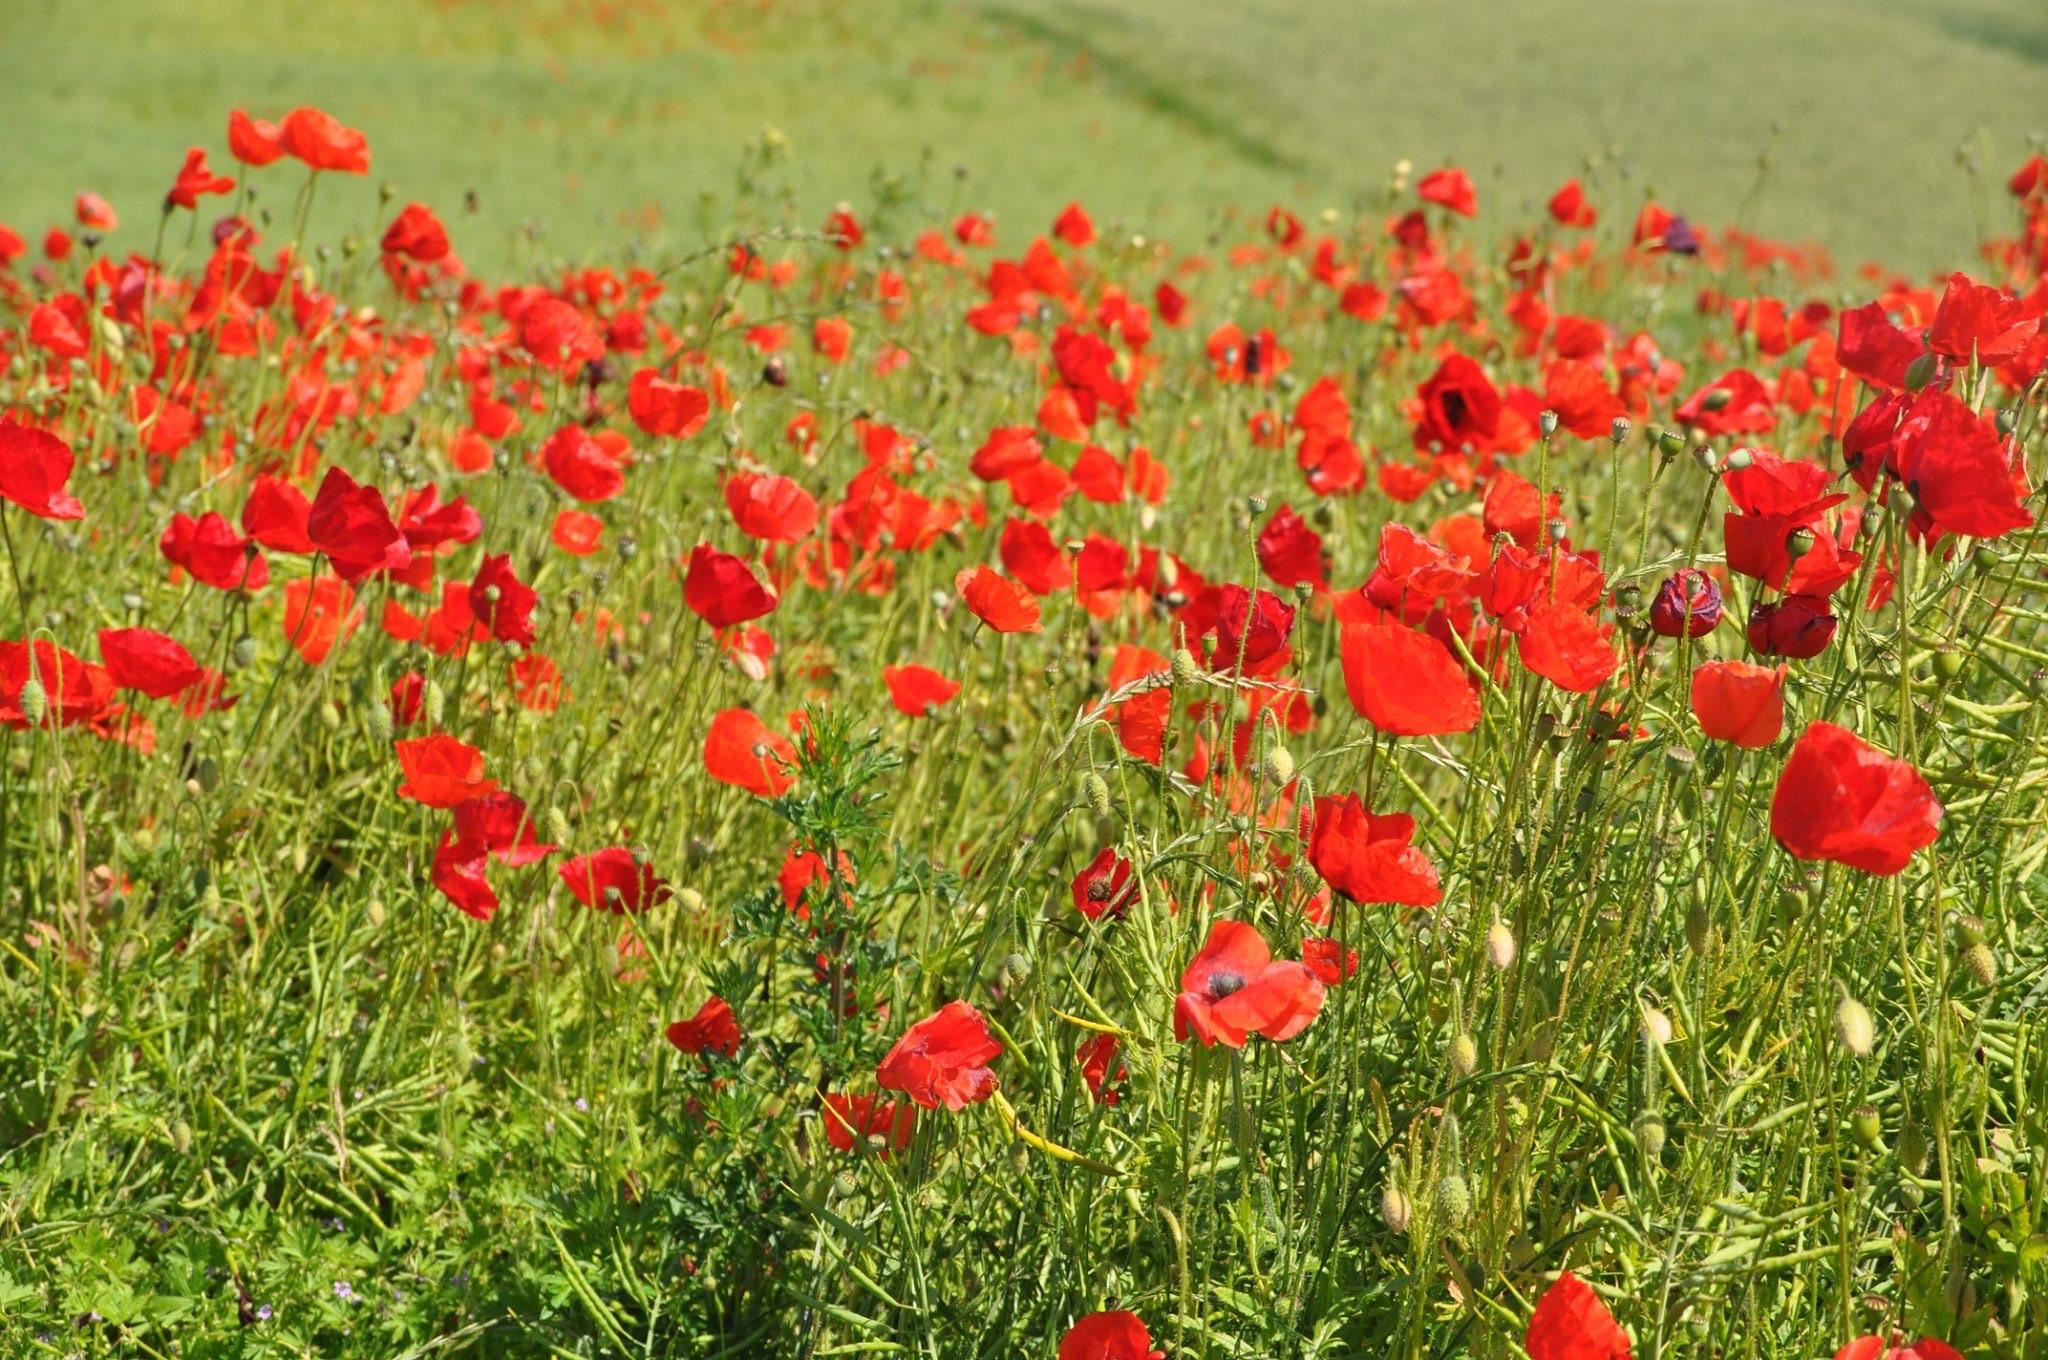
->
[1484,921,1517,970]
[1082,770,1112,817]
[17,677,46,728]
[1447,1032,1478,1078]
[1379,1184,1412,1234]
[1263,746,1296,790]
[1640,1005,1673,1047]
[1834,993,1875,1058]
[1635,1111,1666,1159]
[1169,647,1200,688]
[1903,351,1940,391]
[1435,1173,1470,1225]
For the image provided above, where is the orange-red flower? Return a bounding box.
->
[876,1000,1002,1110]
[1770,722,1942,875]
[1174,920,1325,1048]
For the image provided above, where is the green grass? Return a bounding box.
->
[2,0,2044,272]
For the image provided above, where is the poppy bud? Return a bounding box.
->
[424,681,447,728]
[367,896,386,928]
[1264,747,1295,789]
[1903,351,1939,391]
[1447,1032,1478,1077]
[1435,1173,1470,1224]
[762,356,788,386]
[1485,921,1516,969]
[1897,1117,1929,1176]
[1635,1111,1666,1159]
[193,755,220,792]
[1850,1103,1882,1150]
[1170,647,1200,687]
[546,807,571,845]
[1539,409,1559,436]
[366,702,394,743]
[1683,900,1712,956]
[16,677,45,727]
[1994,408,2017,436]
[1722,446,1753,471]
[1972,546,1999,573]
[1834,993,1875,1058]
[1082,771,1112,817]
[1933,649,1965,680]
[1640,1005,1673,1047]
[1610,417,1632,446]
[1379,1184,1412,1234]
[1961,941,1998,986]
[1649,568,1722,639]
[1746,595,1836,659]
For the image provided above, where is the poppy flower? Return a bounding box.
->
[281,574,358,663]
[666,996,742,1058]
[1256,505,1326,589]
[1548,179,1597,228]
[0,417,84,521]
[227,109,285,165]
[876,1000,1002,1110]
[449,791,555,865]
[1174,920,1326,1048]
[1925,272,2040,365]
[242,476,315,554]
[380,203,450,262]
[1194,584,1296,672]
[1648,568,1721,638]
[627,369,711,439]
[431,834,499,922]
[882,663,960,717]
[307,467,411,582]
[1308,794,1442,907]
[1891,389,2031,542]
[1301,937,1360,985]
[542,426,626,503]
[1059,1311,1164,1360]
[166,148,234,210]
[955,565,1042,633]
[685,543,778,628]
[813,316,852,363]
[1075,1033,1125,1105]
[551,509,605,556]
[279,107,370,174]
[1417,167,1478,217]
[559,847,670,913]
[704,707,797,798]
[0,639,114,729]
[395,734,499,809]
[1518,603,1620,693]
[1412,355,1502,451]
[1771,721,1942,875]
[470,554,537,645]
[1071,847,1138,920]
[1525,1272,1631,1360]
[98,628,202,700]
[1053,202,1096,246]
[1746,594,1836,659]
[74,192,117,231]
[1834,1337,1964,1360]
[822,1093,917,1157]
[1675,370,1774,436]
[1690,660,1785,749]
[1340,622,1481,736]
[725,473,819,543]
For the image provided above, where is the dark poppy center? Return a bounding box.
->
[1440,391,1468,428]
[1207,972,1247,999]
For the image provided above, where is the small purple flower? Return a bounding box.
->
[1650,568,1722,639]
[574,1096,590,1112]
[1664,216,1701,256]
[333,1280,356,1304]
[257,1304,274,1322]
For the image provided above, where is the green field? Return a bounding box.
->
[3,0,2045,272]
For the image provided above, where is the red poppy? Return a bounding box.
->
[242,476,314,554]
[450,791,554,865]
[1053,202,1096,246]
[1075,1033,1125,1105]
[822,1093,917,1157]
[1340,622,1481,736]
[704,707,797,798]
[1926,272,2040,365]
[1834,1337,1964,1360]
[1891,389,2031,542]
[431,834,499,922]
[551,509,605,556]
[666,996,743,1058]
[1256,505,1326,589]
[0,417,84,521]
[882,663,960,717]
[955,565,1042,633]
[813,316,852,363]
[1417,166,1478,217]
[1059,1311,1164,1360]
[0,639,114,729]
[1518,603,1620,693]
[161,512,266,592]
[1174,920,1325,1048]
[1746,594,1836,659]
[685,543,778,628]
[542,426,626,503]
[1548,179,1597,228]
[74,192,117,231]
[1071,847,1138,920]
[98,628,202,700]
[1770,721,1942,875]
[470,554,537,645]
[308,467,411,582]
[559,846,670,913]
[1301,937,1360,984]
[166,148,234,210]
[1690,660,1784,749]
[1525,1272,1631,1360]
[381,203,449,262]
[725,473,819,543]
[227,109,285,165]
[279,107,371,174]
[1308,794,1442,907]
[1412,355,1502,451]
[1675,370,1774,436]
[627,369,711,439]
[998,518,1070,595]
[395,734,499,809]
[876,1000,1002,1110]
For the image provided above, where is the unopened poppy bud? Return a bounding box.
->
[1897,1118,1930,1175]
[228,634,255,667]
[1933,649,1965,680]
[367,896,386,928]
[1082,771,1112,817]
[366,702,394,743]
[1635,1111,1666,1159]
[1380,1184,1412,1234]
[1640,1005,1673,1047]
[1610,417,1632,446]
[1722,446,1754,471]
[1485,921,1516,969]
[1539,409,1559,436]
[1435,1173,1470,1224]
[1264,747,1295,789]
[1850,1103,1882,1150]
[1169,647,1200,687]
[545,807,571,845]
[1447,1032,1478,1078]
[193,755,219,792]
[321,701,343,732]
[1889,484,1918,520]
[16,678,45,727]
[424,681,447,728]
[1904,352,1940,391]
[1961,941,1997,986]
[1834,993,1875,1058]
[1683,900,1712,956]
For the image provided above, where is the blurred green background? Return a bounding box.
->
[2,0,2043,274]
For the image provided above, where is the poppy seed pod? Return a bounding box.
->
[1834,993,1875,1057]
[1610,417,1632,446]
[1722,446,1754,471]
[1850,1103,1883,1150]
[1539,409,1559,436]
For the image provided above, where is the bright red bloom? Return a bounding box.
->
[882,663,960,717]
[1892,389,2031,542]
[1690,660,1785,749]
[1075,1033,1125,1104]
[1548,179,1597,228]
[1834,1336,1964,1360]
[1256,505,1326,589]
[1525,1272,1631,1360]
[1308,794,1442,907]
[822,1093,917,1157]
[704,707,797,798]
[551,509,605,556]
[1053,202,1095,246]
[279,107,370,174]
[627,369,711,438]
[1746,594,1836,659]
[876,1000,1002,1110]
[1059,1311,1164,1360]
[1675,369,1774,436]
[0,639,114,729]
[449,791,554,866]
[395,734,499,809]
[242,476,314,554]
[381,203,449,262]
[542,426,626,503]
[74,192,117,230]
[308,467,411,582]
[1071,847,1138,920]
[812,316,852,362]
[227,109,285,165]
[1413,355,1502,451]
[0,418,84,521]
[1301,936,1360,985]
[1770,721,1942,875]
[162,512,265,591]
[685,543,778,628]
[1340,622,1481,736]
[1926,272,2040,365]
[559,847,670,913]
[955,565,1042,633]
[666,996,743,1058]
[166,147,234,210]
[1518,602,1620,693]
[281,575,358,663]
[98,628,202,700]
[470,553,538,645]
[726,473,819,543]
[1175,920,1325,1048]
[1417,166,1477,217]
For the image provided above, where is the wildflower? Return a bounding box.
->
[1173,920,1325,1048]
[876,1000,1002,1110]
[1770,722,1942,875]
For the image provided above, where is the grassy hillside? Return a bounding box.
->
[2,0,2044,273]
